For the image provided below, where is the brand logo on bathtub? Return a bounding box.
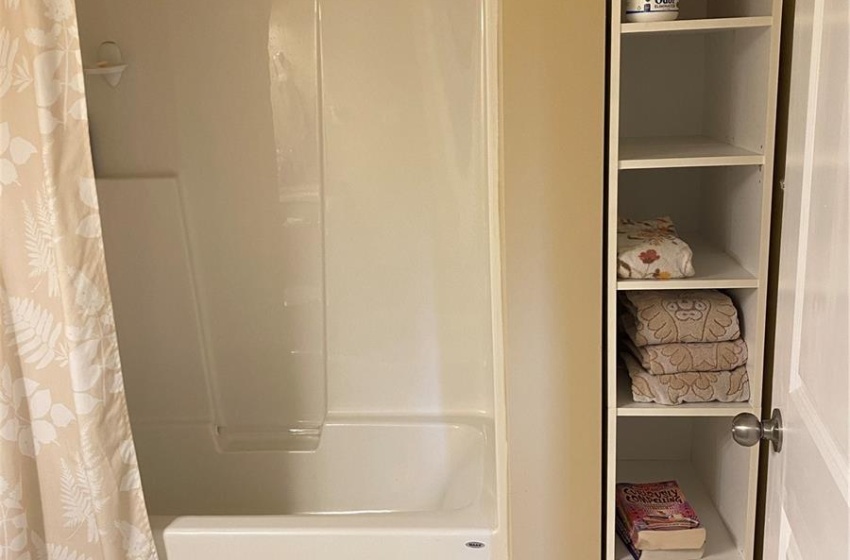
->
[465,542,486,549]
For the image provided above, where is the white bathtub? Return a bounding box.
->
[144,417,500,560]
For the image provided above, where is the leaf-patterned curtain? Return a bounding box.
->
[0,1,157,559]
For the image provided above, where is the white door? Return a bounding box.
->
[761,0,850,558]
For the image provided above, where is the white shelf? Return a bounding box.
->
[621,16,773,35]
[616,373,755,417]
[615,461,745,560]
[617,238,759,291]
[619,136,764,170]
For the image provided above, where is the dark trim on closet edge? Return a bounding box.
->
[601,0,612,558]
[755,0,796,558]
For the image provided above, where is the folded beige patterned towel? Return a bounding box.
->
[624,338,748,375]
[621,290,740,347]
[617,217,695,280]
[622,353,750,405]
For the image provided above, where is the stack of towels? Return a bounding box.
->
[620,290,750,405]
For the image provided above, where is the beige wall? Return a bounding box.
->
[501,1,605,558]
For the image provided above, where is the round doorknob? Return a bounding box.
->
[732,413,763,447]
[731,409,783,452]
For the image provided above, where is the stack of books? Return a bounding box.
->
[615,481,706,560]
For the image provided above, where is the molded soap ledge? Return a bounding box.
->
[84,64,128,87]
[84,41,128,87]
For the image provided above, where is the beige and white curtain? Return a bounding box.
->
[0,1,157,559]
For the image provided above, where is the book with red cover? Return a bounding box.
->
[616,480,706,551]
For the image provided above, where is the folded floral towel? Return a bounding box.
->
[622,353,750,405]
[617,217,695,280]
[624,338,748,375]
[621,290,740,347]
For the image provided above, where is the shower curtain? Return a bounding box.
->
[0,1,157,559]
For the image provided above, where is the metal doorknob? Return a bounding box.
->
[731,409,783,452]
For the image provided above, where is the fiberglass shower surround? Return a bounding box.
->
[179,0,496,451]
[84,0,505,557]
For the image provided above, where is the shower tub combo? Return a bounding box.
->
[87,0,505,556]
